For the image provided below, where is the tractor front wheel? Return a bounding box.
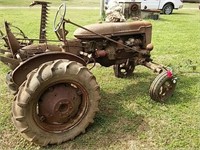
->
[113,61,135,78]
[149,71,177,102]
[12,59,100,146]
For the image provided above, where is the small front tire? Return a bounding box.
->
[149,71,177,102]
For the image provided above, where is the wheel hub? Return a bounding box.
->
[165,6,172,14]
[114,60,135,78]
[38,83,81,124]
[159,80,174,98]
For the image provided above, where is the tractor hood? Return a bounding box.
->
[74,21,152,39]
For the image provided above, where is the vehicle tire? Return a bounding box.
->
[12,59,100,146]
[6,71,18,95]
[162,3,173,15]
[113,61,135,78]
[149,71,177,102]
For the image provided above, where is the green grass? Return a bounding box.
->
[0,0,100,7]
[183,2,200,8]
[0,3,200,150]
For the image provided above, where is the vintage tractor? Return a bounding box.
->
[0,1,177,146]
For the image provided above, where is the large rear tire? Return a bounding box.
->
[6,71,18,95]
[12,59,100,146]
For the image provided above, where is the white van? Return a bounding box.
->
[107,0,183,14]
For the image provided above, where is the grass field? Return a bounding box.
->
[0,2,200,150]
[0,0,100,7]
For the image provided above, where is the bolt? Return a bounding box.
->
[48,87,54,92]
[76,90,82,96]
[40,116,46,122]
[173,78,177,84]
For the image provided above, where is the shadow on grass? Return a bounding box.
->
[166,73,200,105]
[39,72,198,149]
[156,17,170,22]
[171,12,193,15]
[42,72,152,149]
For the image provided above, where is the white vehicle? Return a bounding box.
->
[109,0,183,14]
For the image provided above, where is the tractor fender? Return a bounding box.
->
[12,51,86,86]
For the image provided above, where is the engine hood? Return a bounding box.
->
[74,21,152,39]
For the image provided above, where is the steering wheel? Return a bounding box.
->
[53,2,66,32]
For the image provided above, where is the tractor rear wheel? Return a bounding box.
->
[149,71,177,102]
[6,71,18,95]
[12,59,100,146]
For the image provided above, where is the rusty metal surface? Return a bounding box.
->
[69,19,150,53]
[144,61,165,73]
[74,21,151,39]
[61,39,83,56]
[12,52,86,86]
[18,44,62,60]
[2,23,33,49]
[21,43,61,52]
[4,21,20,57]
[113,60,135,78]
[30,1,51,43]
[119,2,141,19]
[0,56,20,69]
[39,83,81,124]
[35,80,89,133]
[95,50,108,58]
[20,42,82,57]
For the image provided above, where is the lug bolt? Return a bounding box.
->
[76,90,82,96]
[48,87,54,92]
[40,116,46,122]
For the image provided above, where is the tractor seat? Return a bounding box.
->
[74,21,152,39]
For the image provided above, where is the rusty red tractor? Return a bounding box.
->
[0,1,177,146]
